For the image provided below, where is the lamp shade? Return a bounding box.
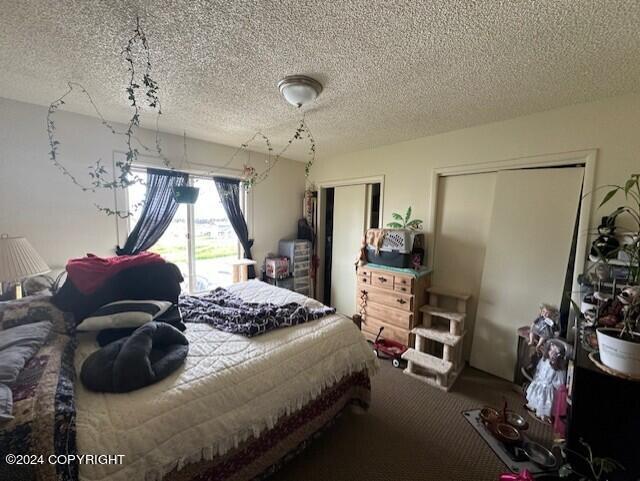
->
[0,235,50,283]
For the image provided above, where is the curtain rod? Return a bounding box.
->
[113,150,243,178]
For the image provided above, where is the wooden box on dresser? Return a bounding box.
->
[356,264,431,347]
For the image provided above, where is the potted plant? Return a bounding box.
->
[591,173,640,376]
[173,185,200,204]
[596,290,640,376]
[386,207,423,230]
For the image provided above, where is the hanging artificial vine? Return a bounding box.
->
[47,16,318,217]
[118,15,164,188]
[47,17,166,217]
[220,116,316,190]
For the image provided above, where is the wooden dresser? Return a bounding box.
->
[356,264,431,346]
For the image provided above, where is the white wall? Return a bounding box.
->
[310,93,640,290]
[0,97,306,273]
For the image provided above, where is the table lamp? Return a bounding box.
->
[0,234,50,299]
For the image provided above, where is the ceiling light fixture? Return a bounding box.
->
[278,75,323,107]
[213,74,320,190]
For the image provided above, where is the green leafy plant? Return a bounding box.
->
[387,207,423,230]
[593,173,640,338]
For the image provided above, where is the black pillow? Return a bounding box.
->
[52,263,184,321]
[81,321,188,393]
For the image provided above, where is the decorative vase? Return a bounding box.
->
[173,186,200,204]
[596,327,640,376]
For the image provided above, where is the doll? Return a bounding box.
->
[523,304,559,375]
[526,339,568,422]
[528,304,559,351]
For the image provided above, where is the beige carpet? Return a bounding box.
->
[273,360,552,481]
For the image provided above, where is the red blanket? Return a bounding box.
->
[66,252,165,294]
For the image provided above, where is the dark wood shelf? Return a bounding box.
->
[567,320,640,479]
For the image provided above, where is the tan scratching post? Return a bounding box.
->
[402,286,471,391]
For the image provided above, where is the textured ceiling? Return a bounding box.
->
[1,0,640,161]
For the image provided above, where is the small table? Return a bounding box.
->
[514,326,531,386]
[229,259,257,283]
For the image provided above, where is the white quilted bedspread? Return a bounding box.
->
[74,280,377,481]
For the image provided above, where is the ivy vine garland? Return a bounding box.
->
[223,117,316,190]
[47,17,317,217]
[47,17,165,217]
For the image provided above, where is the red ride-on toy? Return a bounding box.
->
[372,327,408,368]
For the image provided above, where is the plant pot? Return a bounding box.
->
[596,327,640,376]
[173,186,200,204]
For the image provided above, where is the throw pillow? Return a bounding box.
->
[76,300,172,331]
[0,321,52,421]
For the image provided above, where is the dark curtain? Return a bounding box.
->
[214,176,255,279]
[116,168,188,255]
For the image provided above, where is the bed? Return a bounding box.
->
[73,280,377,481]
[0,295,78,481]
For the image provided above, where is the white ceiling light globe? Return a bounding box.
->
[278,75,323,107]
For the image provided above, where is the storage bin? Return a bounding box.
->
[365,246,425,268]
[279,239,312,297]
[265,256,289,279]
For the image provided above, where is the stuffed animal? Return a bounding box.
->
[617,286,640,306]
[589,215,620,261]
[598,299,625,327]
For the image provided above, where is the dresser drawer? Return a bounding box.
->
[358,284,413,312]
[361,301,413,329]
[393,275,414,293]
[371,272,394,290]
[361,315,411,346]
[358,272,372,286]
[393,283,411,294]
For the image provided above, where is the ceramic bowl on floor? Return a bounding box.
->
[490,422,521,444]
[480,407,501,425]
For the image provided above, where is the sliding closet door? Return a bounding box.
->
[331,184,367,316]
[470,167,583,381]
[434,172,497,360]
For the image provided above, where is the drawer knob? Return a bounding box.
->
[378,276,387,283]
[396,298,407,305]
[361,290,368,295]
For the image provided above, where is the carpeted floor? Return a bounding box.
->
[273,360,552,481]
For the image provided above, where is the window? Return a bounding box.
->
[127,170,241,292]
